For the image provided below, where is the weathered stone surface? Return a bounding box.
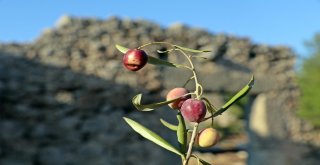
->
[0,16,318,165]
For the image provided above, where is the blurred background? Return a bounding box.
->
[0,0,320,165]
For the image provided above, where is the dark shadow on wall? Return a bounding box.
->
[0,53,179,165]
[247,131,320,165]
[246,94,320,165]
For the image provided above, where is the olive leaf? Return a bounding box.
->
[123,117,183,156]
[201,97,217,115]
[192,56,208,60]
[192,155,212,165]
[199,159,212,165]
[115,44,129,53]
[160,118,178,131]
[201,97,217,127]
[174,45,211,53]
[132,93,191,111]
[176,112,187,154]
[148,55,188,68]
[212,75,254,117]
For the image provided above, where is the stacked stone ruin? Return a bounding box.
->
[0,16,319,165]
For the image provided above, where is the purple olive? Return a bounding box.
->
[122,49,148,71]
[180,99,206,123]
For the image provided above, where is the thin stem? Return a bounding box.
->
[181,155,186,165]
[182,76,195,88]
[137,41,174,49]
[177,49,201,99]
[183,123,199,165]
[177,48,202,165]
[190,154,201,165]
[136,42,205,165]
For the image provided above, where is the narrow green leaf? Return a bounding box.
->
[202,97,216,127]
[199,159,212,165]
[123,117,183,156]
[174,45,211,53]
[222,75,254,110]
[148,56,187,68]
[192,155,212,165]
[115,44,129,53]
[160,118,178,131]
[201,97,217,115]
[212,75,254,117]
[176,112,187,154]
[182,76,195,88]
[192,56,208,60]
[186,129,193,145]
[132,93,191,111]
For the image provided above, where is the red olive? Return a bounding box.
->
[122,49,148,71]
[180,99,206,123]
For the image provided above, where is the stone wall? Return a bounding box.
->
[0,16,318,165]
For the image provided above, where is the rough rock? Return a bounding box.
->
[0,16,318,165]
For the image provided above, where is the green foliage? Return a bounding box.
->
[173,45,211,53]
[212,75,254,118]
[117,42,254,165]
[132,93,190,111]
[215,93,250,136]
[176,113,187,153]
[148,55,186,68]
[123,117,183,156]
[160,118,178,131]
[298,33,320,128]
[115,44,129,53]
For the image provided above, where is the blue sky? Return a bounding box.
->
[0,0,320,57]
